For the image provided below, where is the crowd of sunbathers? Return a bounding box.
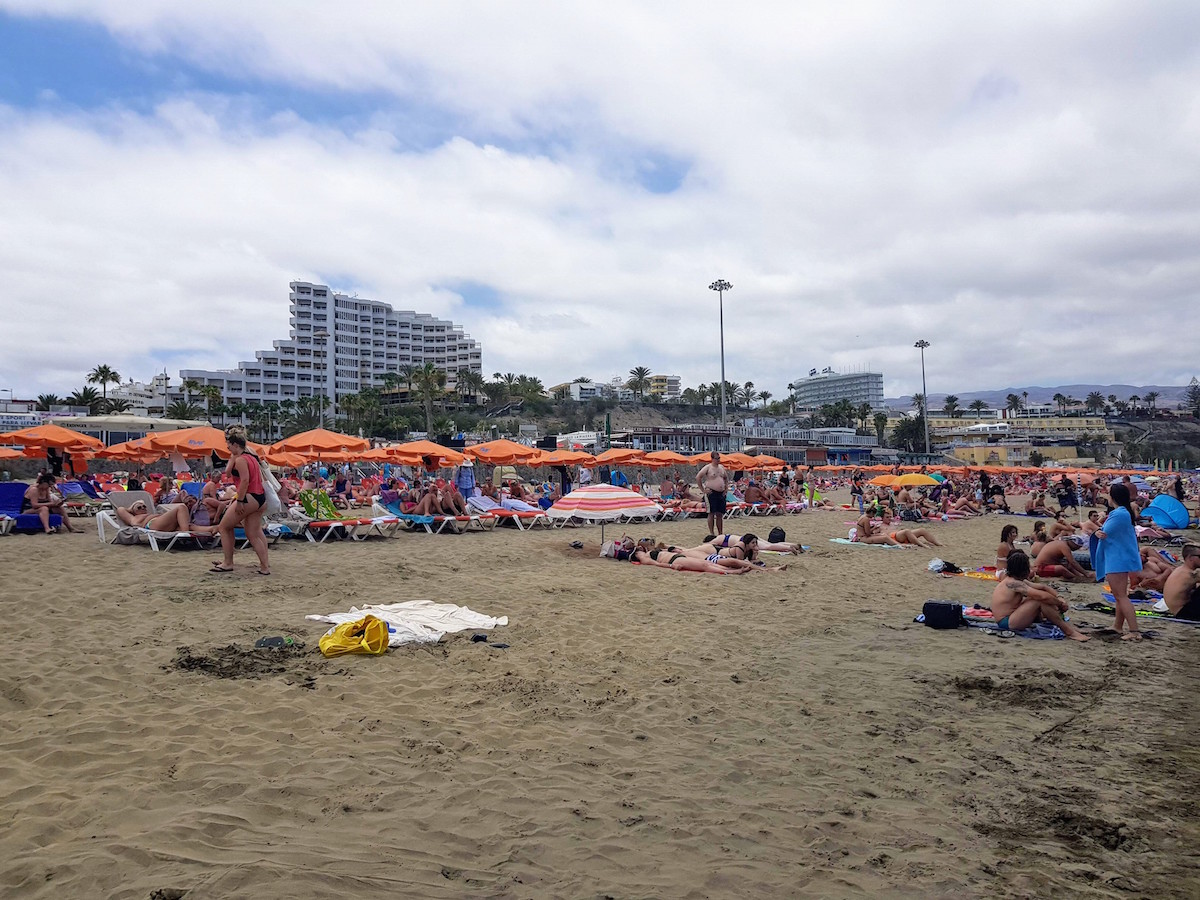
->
[603,529,804,574]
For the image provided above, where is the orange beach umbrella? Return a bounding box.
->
[385,439,465,466]
[463,439,540,465]
[272,428,369,456]
[0,424,104,451]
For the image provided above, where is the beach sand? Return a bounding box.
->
[1,493,1197,899]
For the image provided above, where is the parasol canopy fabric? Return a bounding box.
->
[0,446,24,459]
[532,449,597,467]
[385,439,465,466]
[0,424,104,451]
[545,484,662,521]
[868,474,899,486]
[893,473,940,487]
[463,439,540,465]
[148,426,232,456]
[643,450,693,466]
[594,448,646,465]
[272,428,370,455]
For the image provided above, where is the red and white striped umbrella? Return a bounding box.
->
[546,484,661,539]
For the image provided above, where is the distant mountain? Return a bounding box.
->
[884,384,1190,410]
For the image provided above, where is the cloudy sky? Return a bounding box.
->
[1,1,1197,402]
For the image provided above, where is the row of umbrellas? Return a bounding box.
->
[0,424,1182,480]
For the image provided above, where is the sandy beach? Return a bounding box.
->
[2,492,1197,899]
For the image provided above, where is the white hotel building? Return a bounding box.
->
[179,282,482,411]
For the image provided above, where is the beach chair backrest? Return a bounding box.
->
[298,489,322,519]
[0,483,28,516]
[182,482,203,499]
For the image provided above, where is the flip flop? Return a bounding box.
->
[256,570,271,576]
[210,563,234,573]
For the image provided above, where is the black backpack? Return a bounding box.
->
[768,527,786,543]
[921,601,965,629]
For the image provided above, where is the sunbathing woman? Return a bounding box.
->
[118,498,193,532]
[661,537,789,572]
[942,492,982,516]
[23,474,77,533]
[851,511,903,547]
[879,510,943,547]
[704,532,804,554]
[628,544,740,574]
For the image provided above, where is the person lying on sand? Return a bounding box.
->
[1134,547,1176,591]
[636,538,788,572]
[992,550,1089,641]
[878,510,942,548]
[1163,543,1200,620]
[704,532,804,554]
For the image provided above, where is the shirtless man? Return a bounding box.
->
[1134,547,1176,591]
[696,451,729,536]
[1162,544,1200,620]
[23,474,77,533]
[1032,538,1090,582]
[1025,491,1054,516]
[852,510,903,546]
[1048,511,1077,540]
[743,480,771,508]
[991,550,1089,641]
[879,510,942,547]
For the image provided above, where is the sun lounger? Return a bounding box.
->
[56,481,107,516]
[0,483,65,533]
[298,489,382,542]
[0,514,13,535]
[96,491,211,551]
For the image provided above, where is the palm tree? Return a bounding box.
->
[105,398,132,413]
[182,378,201,407]
[199,384,223,422]
[1086,391,1105,414]
[968,399,988,417]
[1107,394,1118,407]
[1052,393,1067,415]
[35,393,61,411]
[626,366,653,401]
[911,392,926,415]
[67,386,103,414]
[166,399,203,419]
[414,363,447,433]
[87,364,121,406]
[572,376,592,384]
[942,394,960,418]
[856,402,872,430]
[873,412,890,446]
[759,390,773,409]
[1005,393,1024,414]
[1128,394,1141,416]
[1143,391,1159,417]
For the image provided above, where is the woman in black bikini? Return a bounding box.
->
[212,425,271,575]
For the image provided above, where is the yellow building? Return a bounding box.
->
[889,414,1111,440]
[949,444,1081,466]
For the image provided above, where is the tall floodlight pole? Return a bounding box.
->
[709,279,732,448]
[313,329,330,430]
[914,339,930,456]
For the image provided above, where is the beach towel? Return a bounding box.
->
[936,566,999,581]
[1074,601,1200,624]
[1101,591,1162,605]
[307,600,509,646]
[913,611,1064,639]
[830,538,902,549]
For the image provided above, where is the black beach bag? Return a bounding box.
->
[922,601,966,629]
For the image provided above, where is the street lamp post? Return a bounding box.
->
[914,339,930,456]
[313,329,330,429]
[708,279,732,446]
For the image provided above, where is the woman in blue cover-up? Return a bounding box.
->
[1094,483,1143,641]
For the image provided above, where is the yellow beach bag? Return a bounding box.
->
[318,615,389,658]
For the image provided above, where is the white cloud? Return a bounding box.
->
[1,1,1199,402]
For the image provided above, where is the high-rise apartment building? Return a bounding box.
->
[648,374,681,400]
[179,282,482,411]
[790,369,884,409]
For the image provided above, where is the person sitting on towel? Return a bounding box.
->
[996,524,1020,578]
[851,511,903,546]
[991,550,1089,641]
[1163,543,1200,620]
[879,509,943,548]
[1025,491,1055,516]
[1032,536,1091,582]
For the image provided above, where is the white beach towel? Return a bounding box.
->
[306,600,508,647]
